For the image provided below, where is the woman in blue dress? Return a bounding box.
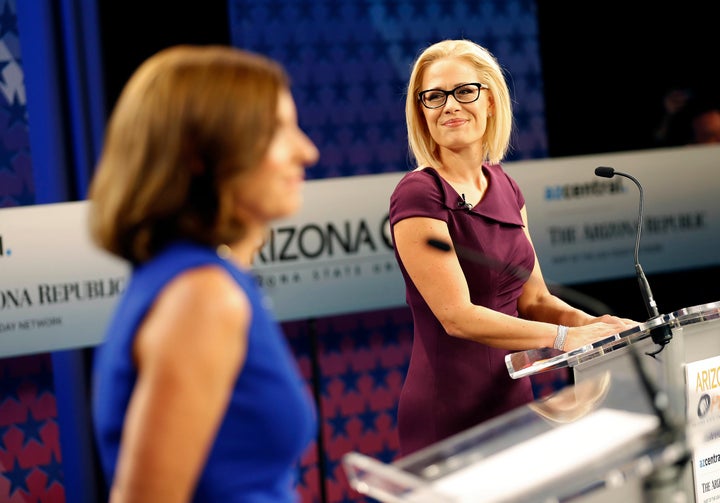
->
[89,45,319,502]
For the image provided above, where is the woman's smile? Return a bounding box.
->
[442,118,468,127]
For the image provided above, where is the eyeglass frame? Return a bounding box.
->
[417,82,489,109]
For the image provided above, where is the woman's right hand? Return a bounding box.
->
[564,317,638,352]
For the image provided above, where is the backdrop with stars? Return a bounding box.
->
[230,0,547,180]
[0,0,64,502]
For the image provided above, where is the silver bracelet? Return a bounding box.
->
[553,325,569,351]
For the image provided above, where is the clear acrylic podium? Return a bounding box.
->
[505,301,720,386]
[504,300,720,502]
[342,301,720,503]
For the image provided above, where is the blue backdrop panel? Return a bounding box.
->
[229,0,547,181]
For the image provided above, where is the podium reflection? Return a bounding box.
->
[529,371,611,424]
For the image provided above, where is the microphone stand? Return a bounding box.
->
[595,167,671,351]
[595,167,689,501]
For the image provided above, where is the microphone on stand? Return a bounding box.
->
[594,166,672,352]
[593,168,690,489]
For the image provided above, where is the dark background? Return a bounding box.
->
[96,1,719,320]
[98,1,719,158]
[537,2,719,156]
[98,3,231,115]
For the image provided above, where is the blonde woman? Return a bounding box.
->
[390,39,635,456]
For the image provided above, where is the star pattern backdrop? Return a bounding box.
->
[229,0,548,181]
[283,307,414,503]
[228,1,553,501]
[0,0,30,208]
[0,355,63,503]
[0,1,64,502]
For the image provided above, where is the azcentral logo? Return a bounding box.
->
[545,178,625,201]
[699,452,720,469]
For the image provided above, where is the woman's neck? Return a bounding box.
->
[436,157,488,207]
[437,146,486,184]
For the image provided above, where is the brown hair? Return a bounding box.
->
[88,45,288,264]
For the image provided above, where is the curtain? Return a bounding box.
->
[16,0,106,501]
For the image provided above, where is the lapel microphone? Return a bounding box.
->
[457,193,473,210]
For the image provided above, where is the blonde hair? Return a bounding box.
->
[88,45,288,264]
[405,39,513,167]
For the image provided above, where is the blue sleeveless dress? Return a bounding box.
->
[92,242,317,502]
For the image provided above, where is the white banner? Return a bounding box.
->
[507,144,720,284]
[1,145,719,357]
[0,202,128,357]
[252,172,403,320]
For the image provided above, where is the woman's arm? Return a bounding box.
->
[393,215,559,350]
[109,266,249,503]
[392,212,634,351]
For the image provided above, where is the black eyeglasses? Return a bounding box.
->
[418,82,489,109]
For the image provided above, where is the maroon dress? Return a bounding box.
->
[389,164,536,456]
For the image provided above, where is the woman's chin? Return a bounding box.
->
[274,197,303,220]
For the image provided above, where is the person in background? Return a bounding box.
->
[688,100,720,144]
[88,45,319,502]
[652,87,693,146]
[653,87,720,146]
[389,39,636,456]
